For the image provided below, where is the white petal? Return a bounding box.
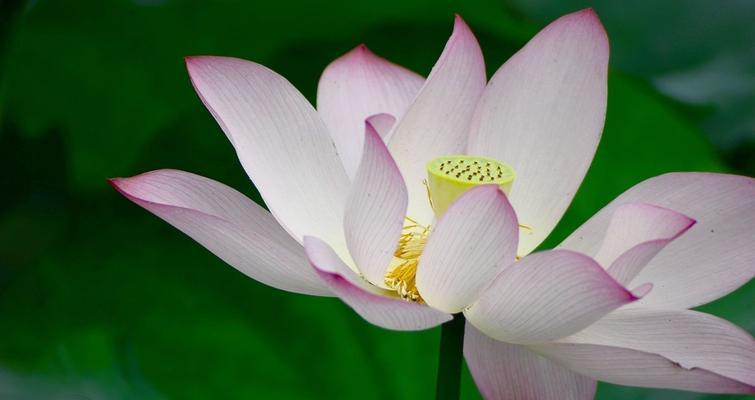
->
[467,9,609,256]
[344,122,407,287]
[465,250,637,344]
[303,236,451,331]
[111,169,330,296]
[416,185,518,313]
[560,172,755,309]
[563,308,755,387]
[317,45,424,178]
[388,16,486,225]
[464,323,596,400]
[186,56,351,257]
[532,342,755,394]
[592,203,696,285]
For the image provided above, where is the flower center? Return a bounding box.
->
[426,155,515,218]
[384,217,428,303]
[383,155,517,302]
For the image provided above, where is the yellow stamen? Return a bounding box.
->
[384,217,429,303]
[518,223,533,234]
[384,155,524,303]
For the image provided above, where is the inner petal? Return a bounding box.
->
[383,155,518,303]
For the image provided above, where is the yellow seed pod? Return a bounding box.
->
[426,155,515,218]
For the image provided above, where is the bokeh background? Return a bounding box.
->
[0,0,753,398]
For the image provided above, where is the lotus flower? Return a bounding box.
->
[110,8,755,399]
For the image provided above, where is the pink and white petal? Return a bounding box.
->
[593,203,695,268]
[560,172,755,309]
[416,185,518,313]
[303,236,451,331]
[110,169,331,296]
[465,250,637,344]
[365,113,396,140]
[607,240,677,287]
[467,9,609,256]
[590,203,696,285]
[344,122,408,287]
[532,342,755,394]
[186,56,351,256]
[388,16,486,226]
[465,324,597,400]
[563,308,755,387]
[317,45,424,178]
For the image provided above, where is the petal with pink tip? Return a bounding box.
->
[186,56,350,255]
[593,203,695,267]
[110,169,331,296]
[560,172,755,309]
[344,122,408,287]
[416,185,518,313]
[562,308,755,387]
[591,203,696,285]
[464,323,597,400]
[467,9,609,256]
[317,45,424,178]
[365,113,396,140]
[388,15,486,225]
[465,250,637,344]
[532,342,755,394]
[303,236,451,331]
[608,241,679,287]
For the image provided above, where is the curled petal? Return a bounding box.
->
[465,250,637,344]
[304,236,451,331]
[594,203,695,285]
[560,172,755,309]
[365,113,396,140]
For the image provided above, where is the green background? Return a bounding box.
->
[0,0,753,398]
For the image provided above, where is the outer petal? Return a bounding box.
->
[388,16,486,225]
[465,250,637,344]
[593,203,695,285]
[464,323,597,400]
[344,122,407,287]
[186,56,351,256]
[110,169,330,296]
[317,45,424,178]
[532,342,755,394]
[303,236,451,331]
[467,9,609,256]
[562,308,755,387]
[560,172,755,309]
[416,185,518,313]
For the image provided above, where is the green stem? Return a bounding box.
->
[435,313,465,400]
